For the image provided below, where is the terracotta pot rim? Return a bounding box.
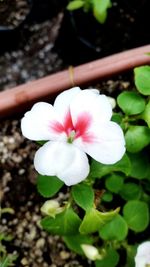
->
[0,44,150,119]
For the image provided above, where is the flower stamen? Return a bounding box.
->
[67,130,76,143]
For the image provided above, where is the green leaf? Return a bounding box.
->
[41,207,81,235]
[99,214,128,241]
[119,183,141,201]
[94,9,107,24]
[126,245,137,267]
[125,126,150,153]
[79,207,119,234]
[0,254,18,267]
[93,0,111,13]
[134,66,150,95]
[128,152,150,179]
[93,0,112,23]
[142,100,150,128]
[67,0,84,10]
[111,113,123,124]
[105,174,124,193]
[95,248,119,267]
[37,175,63,198]
[102,192,113,202]
[117,91,145,115]
[123,200,149,232]
[36,140,47,145]
[90,154,131,178]
[71,184,94,210]
[63,234,93,255]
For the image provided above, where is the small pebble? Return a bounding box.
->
[36,238,45,248]
[21,257,29,265]
[60,251,70,260]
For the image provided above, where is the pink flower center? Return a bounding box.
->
[50,111,94,143]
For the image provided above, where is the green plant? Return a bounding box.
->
[0,208,18,267]
[0,254,18,267]
[67,0,112,23]
[21,65,150,266]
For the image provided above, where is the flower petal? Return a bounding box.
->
[136,241,150,255]
[21,102,66,141]
[34,141,90,186]
[135,241,150,267]
[74,121,125,164]
[70,89,112,127]
[54,87,81,122]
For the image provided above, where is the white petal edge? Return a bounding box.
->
[21,102,66,141]
[54,87,81,122]
[135,241,150,267]
[136,241,150,255]
[74,121,125,164]
[34,141,90,186]
[70,89,112,127]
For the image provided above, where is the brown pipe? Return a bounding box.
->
[0,45,150,118]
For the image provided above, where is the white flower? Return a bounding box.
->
[81,244,102,260]
[21,87,125,186]
[135,241,150,267]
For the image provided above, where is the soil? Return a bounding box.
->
[0,14,64,91]
[0,76,132,267]
[55,0,150,65]
[0,0,31,28]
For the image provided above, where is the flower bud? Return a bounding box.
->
[81,244,102,261]
[41,200,64,218]
[107,96,116,109]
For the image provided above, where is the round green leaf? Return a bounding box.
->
[90,154,131,178]
[142,100,150,128]
[111,113,123,124]
[37,175,63,198]
[119,183,141,201]
[105,174,124,193]
[125,126,150,153]
[71,184,94,210]
[123,200,149,232]
[102,192,113,202]
[134,66,150,95]
[99,214,128,241]
[128,152,150,179]
[95,248,119,267]
[117,91,145,115]
[41,207,81,235]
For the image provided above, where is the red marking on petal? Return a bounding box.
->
[82,132,95,143]
[75,112,92,137]
[50,121,64,133]
[50,111,94,143]
[74,112,94,143]
[63,110,74,135]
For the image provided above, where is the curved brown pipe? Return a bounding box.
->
[0,44,150,118]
